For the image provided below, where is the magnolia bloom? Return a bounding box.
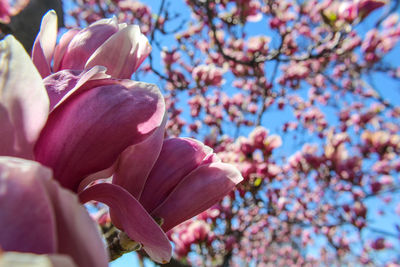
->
[338,0,386,22]
[32,10,151,79]
[1,12,243,265]
[80,137,243,263]
[0,157,108,267]
[0,35,165,192]
[0,35,163,263]
[35,67,165,192]
[0,0,12,23]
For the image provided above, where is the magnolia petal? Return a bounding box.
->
[41,171,108,267]
[31,10,58,77]
[79,183,172,264]
[0,252,78,267]
[0,157,57,254]
[53,66,110,109]
[35,81,165,191]
[53,29,80,72]
[60,17,119,70]
[0,157,108,267]
[0,35,49,159]
[85,25,152,79]
[151,162,243,231]
[77,164,115,193]
[140,138,213,212]
[113,114,166,199]
[43,70,81,109]
[43,66,108,110]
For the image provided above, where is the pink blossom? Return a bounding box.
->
[370,237,386,250]
[0,0,11,23]
[32,10,151,79]
[357,0,386,19]
[79,137,243,262]
[192,64,225,86]
[1,24,242,264]
[247,36,270,54]
[0,0,29,23]
[34,68,165,192]
[338,0,386,22]
[249,126,269,149]
[0,33,165,263]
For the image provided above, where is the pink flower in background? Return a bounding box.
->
[0,0,29,23]
[338,0,386,22]
[0,0,11,23]
[192,64,225,86]
[169,220,212,258]
[32,10,151,79]
[357,0,386,19]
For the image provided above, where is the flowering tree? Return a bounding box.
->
[1,0,400,266]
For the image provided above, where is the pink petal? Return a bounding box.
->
[43,69,82,109]
[53,28,80,72]
[79,183,172,264]
[0,36,49,159]
[35,81,165,191]
[0,157,57,254]
[113,114,166,199]
[59,17,119,70]
[0,157,109,267]
[41,169,109,267]
[151,162,243,231]
[31,10,58,78]
[78,164,115,193]
[85,25,152,79]
[43,66,108,110]
[139,138,213,212]
[52,66,110,110]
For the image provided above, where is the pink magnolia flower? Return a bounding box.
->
[35,68,165,192]
[0,157,108,267]
[1,12,242,265]
[168,220,212,257]
[0,34,165,262]
[338,0,386,22]
[0,35,165,192]
[79,137,243,263]
[0,0,12,23]
[357,0,386,19]
[192,64,225,86]
[370,237,386,250]
[32,10,151,79]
